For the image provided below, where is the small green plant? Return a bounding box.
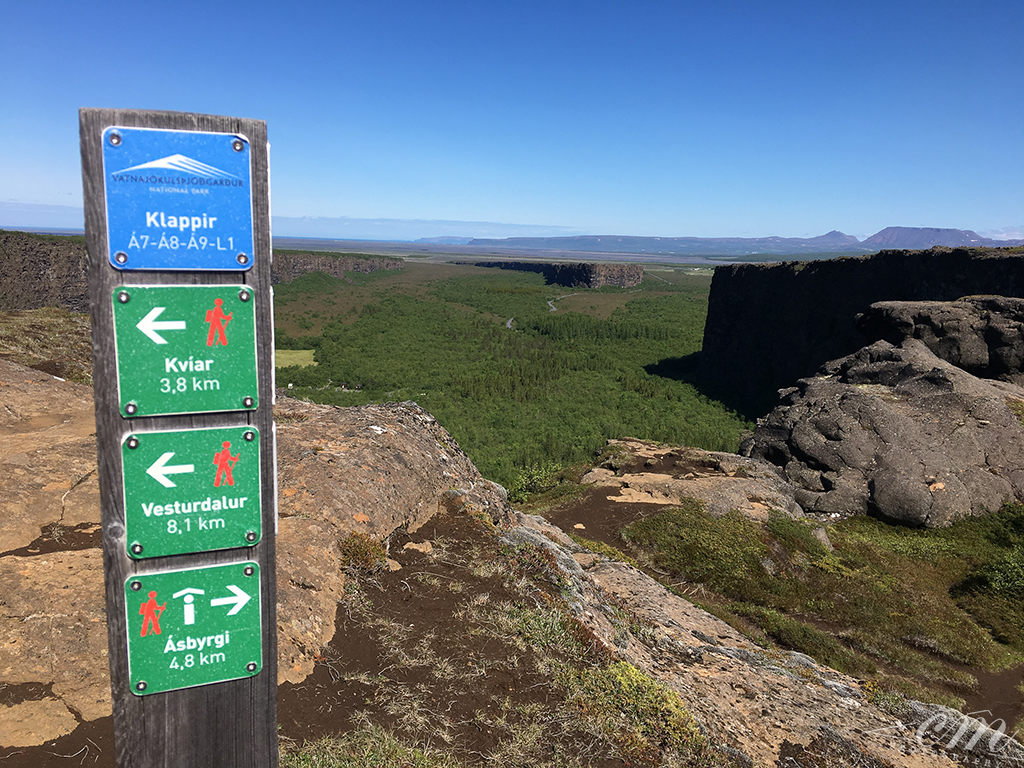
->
[338,532,387,574]
[507,461,563,503]
[1007,398,1024,427]
[557,661,720,766]
[860,680,912,718]
[568,533,641,568]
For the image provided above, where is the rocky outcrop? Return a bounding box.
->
[579,439,804,521]
[512,511,1020,767]
[701,247,1024,415]
[0,230,89,312]
[273,396,511,683]
[0,359,512,746]
[470,260,644,288]
[740,338,1024,527]
[858,296,1024,386]
[270,251,403,284]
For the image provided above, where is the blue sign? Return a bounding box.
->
[102,126,254,271]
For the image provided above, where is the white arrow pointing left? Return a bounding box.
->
[146,452,195,488]
[136,307,186,344]
[210,585,251,616]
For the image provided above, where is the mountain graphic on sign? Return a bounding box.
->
[114,154,239,180]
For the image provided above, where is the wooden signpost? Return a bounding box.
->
[80,109,278,768]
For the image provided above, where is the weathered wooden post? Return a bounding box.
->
[79,109,278,768]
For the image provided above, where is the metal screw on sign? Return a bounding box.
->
[245,531,258,543]
[115,252,129,265]
[116,290,130,304]
[135,681,147,692]
[108,131,122,146]
[232,139,245,152]
[130,543,144,555]
[243,430,255,442]
[126,436,139,450]
[243,396,255,408]
[129,581,142,592]
[238,289,251,302]
[124,403,138,416]
[246,662,257,672]
[236,253,249,266]
[243,566,255,577]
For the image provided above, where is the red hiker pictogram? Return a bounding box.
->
[139,591,166,637]
[213,441,239,487]
[205,298,232,347]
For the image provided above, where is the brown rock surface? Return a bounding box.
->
[580,439,804,521]
[0,360,512,746]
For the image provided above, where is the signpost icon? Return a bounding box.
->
[125,561,262,696]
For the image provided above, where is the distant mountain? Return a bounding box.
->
[861,226,1024,249]
[466,231,872,257]
[415,236,474,245]
[467,227,1024,257]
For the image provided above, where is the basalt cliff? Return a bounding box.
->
[470,260,644,288]
[701,246,1024,417]
[0,231,404,313]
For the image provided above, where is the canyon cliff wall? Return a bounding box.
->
[471,260,644,288]
[0,232,406,312]
[701,247,1024,415]
[0,231,90,312]
[270,251,403,284]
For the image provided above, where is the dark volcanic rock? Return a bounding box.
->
[702,247,1024,415]
[741,339,1024,527]
[857,296,1024,386]
[270,251,403,284]
[470,260,644,288]
[0,231,89,312]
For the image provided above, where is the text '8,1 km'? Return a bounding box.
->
[121,426,262,559]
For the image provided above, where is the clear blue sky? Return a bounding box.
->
[2,1,1022,240]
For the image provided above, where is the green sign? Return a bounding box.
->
[121,426,261,559]
[111,285,259,417]
[125,561,262,696]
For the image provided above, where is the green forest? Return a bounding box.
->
[274,261,748,489]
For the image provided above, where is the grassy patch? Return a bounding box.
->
[613,498,1024,707]
[622,500,773,600]
[338,532,388,575]
[281,721,460,768]
[280,509,746,767]
[276,349,317,367]
[568,534,641,569]
[557,661,723,767]
[0,307,93,383]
